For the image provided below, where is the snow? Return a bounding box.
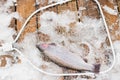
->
[0,0,20,44]
[73,17,107,48]
[0,0,120,80]
[79,7,86,11]
[95,41,120,80]
[40,10,76,43]
[0,0,16,57]
[36,0,69,4]
[0,54,63,80]
[36,0,45,5]
[48,0,66,4]
[0,57,42,80]
[103,5,118,15]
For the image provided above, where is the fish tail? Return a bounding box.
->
[93,64,101,73]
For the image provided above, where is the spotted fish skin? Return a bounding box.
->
[36,43,100,72]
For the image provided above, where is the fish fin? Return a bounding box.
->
[93,64,101,73]
[49,43,56,46]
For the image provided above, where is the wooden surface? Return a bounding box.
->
[15,0,119,41]
[17,0,37,41]
[16,0,99,41]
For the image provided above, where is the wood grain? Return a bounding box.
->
[17,0,37,41]
[99,0,119,41]
[57,0,77,12]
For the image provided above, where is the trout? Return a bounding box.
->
[36,43,100,73]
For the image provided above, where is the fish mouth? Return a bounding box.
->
[36,43,49,52]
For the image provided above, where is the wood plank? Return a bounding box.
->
[0,54,21,67]
[76,0,87,21]
[86,0,100,18]
[17,0,37,41]
[77,0,100,19]
[99,0,119,41]
[9,2,17,30]
[117,0,120,13]
[99,0,118,26]
[57,0,77,12]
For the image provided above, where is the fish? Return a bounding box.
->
[36,43,100,73]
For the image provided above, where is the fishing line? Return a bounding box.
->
[93,0,116,74]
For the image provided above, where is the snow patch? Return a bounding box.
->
[0,56,42,80]
[48,0,66,4]
[103,5,118,15]
[40,10,76,43]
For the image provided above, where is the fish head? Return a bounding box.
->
[36,43,49,52]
